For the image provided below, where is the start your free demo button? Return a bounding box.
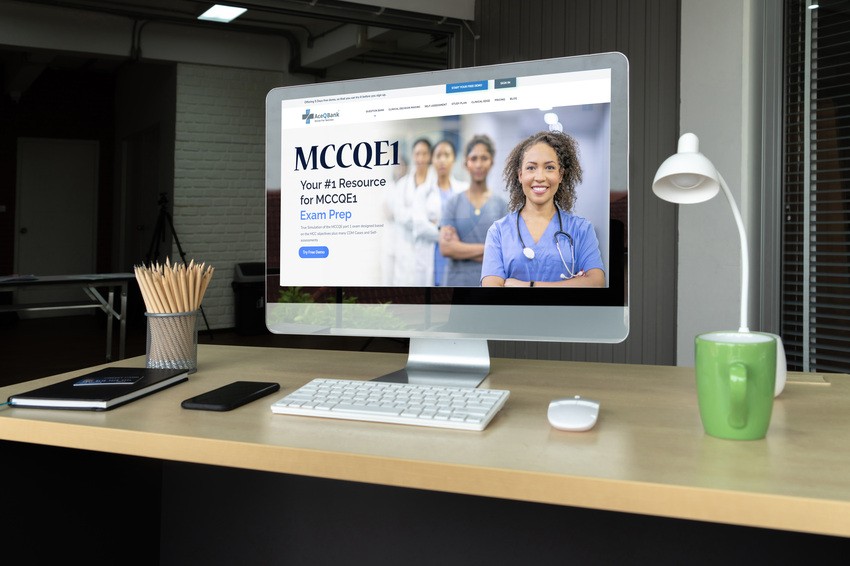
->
[445,80,488,93]
[299,246,329,258]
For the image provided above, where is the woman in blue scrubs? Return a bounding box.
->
[481,130,605,288]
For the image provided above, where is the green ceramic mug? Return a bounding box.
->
[694,331,777,440]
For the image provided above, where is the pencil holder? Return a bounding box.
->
[146,310,199,374]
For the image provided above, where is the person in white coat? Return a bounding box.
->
[411,139,468,286]
[386,138,434,286]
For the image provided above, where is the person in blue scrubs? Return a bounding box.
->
[439,134,508,286]
[481,130,605,288]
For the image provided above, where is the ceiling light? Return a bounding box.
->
[198,4,247,23]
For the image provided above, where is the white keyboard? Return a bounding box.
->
[271,378,510,431]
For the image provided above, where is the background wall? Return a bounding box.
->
[676,0,779,365]
[114,62,176,277]
[172,64,284,328]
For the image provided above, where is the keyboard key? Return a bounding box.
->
[333,403,404,416]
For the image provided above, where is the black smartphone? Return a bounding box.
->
[181,381,281,411]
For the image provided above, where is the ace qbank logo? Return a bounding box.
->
[301,108,339,125]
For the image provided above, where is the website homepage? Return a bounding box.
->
[279,68,612,287]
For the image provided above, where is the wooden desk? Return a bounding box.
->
[2,345,849,562]
[0,273,133,360]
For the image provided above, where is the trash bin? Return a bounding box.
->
[232,262,267,335]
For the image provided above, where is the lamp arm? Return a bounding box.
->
[717,172,749,332]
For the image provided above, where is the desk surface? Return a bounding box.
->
[2,345,849,537]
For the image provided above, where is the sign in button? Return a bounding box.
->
[299,246,329,259]
[494,78,516,89]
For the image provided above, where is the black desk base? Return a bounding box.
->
[5,440,848,566]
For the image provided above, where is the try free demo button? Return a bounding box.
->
[299,246,329,258]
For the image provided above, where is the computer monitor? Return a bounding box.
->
[266,53,629,387]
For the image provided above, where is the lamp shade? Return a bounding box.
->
[652,133,720,204]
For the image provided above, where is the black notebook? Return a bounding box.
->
[8,367,189,411]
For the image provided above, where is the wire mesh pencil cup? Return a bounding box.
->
[145,310,199,373]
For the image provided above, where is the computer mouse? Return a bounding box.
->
[547,396,600,431]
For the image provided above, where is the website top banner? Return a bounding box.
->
[281,68,612,129]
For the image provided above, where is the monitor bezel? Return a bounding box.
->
[266,52,629,345]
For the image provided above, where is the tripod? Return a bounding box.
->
[146,193,212,335]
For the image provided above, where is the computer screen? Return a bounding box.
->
[266,53,629,386]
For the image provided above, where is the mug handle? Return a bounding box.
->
[728,362,748,429]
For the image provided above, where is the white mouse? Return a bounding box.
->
[547,396,600,431]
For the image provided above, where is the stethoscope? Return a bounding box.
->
[517,205,578,280]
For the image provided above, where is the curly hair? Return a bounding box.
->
[502,130,582,212]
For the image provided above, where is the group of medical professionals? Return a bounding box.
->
[382,130,605,288]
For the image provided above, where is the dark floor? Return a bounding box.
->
[0,313,408,388]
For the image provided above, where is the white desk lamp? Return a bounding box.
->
[653,133,786,396]
[652,133,749,332]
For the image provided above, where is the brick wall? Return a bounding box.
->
[174,64,283,329]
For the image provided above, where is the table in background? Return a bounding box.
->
[1,345,849,563]
[0,273,133,360]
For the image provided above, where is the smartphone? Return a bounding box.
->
[181,381,280,411]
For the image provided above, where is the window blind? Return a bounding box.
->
[782,0,850,373]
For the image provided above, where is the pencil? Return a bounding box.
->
[133,260,214,314]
